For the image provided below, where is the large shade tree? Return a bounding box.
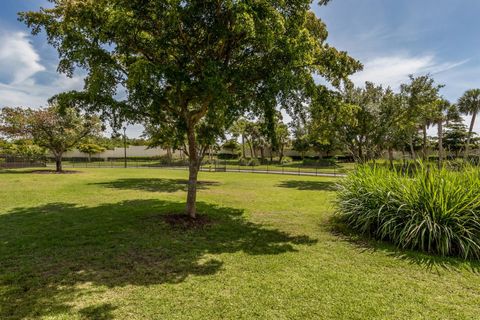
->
[457,89,480,158]
[21,0,361,217]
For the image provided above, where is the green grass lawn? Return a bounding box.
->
[0,168,479,319]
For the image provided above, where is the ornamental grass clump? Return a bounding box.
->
[336,163,480,259]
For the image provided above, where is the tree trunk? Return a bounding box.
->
[357,145,363,164]
[166,147,172,163]
[438,120,444,168]
[409,136,416,160]
[356,136,364,163]
[241,135,246,158]
[465,112,477,159]
[185,126,201,218]
[55,154,63,173]
[422,125,428,161]
[279,145,284,163]
[388,147,394,168]
[246,139,254,159]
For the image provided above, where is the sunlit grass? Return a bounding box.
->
[0,168,479,319]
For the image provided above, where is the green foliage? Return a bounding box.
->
[78,143,106,161]
[217,153,239,160]
[247,158,261,166]
[443,121,471,156]
[458,89,480,156]
[238,157,260,166]
[2,140,46,159]
[337,164,480,259]
[292,133,310,157]
[78,143,106,155]
[0,102,102,171]
[280,156,293,164]
[222,139,240,153]
[458,89,480,117]
[0,105,101,158]
[20,0,360,215]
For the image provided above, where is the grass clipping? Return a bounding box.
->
[336,163,480,260]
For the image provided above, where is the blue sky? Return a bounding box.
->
[1,0,480,136]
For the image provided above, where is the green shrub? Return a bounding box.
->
[301,158,337,167]
[238,158,260,166]
[248,158,260,166]
[336,164,480,259]
[238,158,249,166]
[217,153,239,160]
[280,156,293,164]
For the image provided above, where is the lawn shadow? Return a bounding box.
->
[79,303,116,320]
[0,199,316,319]
[326,217,480,274]
[92,178,220,193]
[277,180,338,191]
[0,168,51,174]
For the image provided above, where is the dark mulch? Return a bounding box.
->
[162,214,213,229]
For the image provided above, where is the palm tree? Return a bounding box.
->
[458,89,480,158]
[230,119,248,158]
[434,99,459,166]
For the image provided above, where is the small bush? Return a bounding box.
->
[336,164,480,259]
[238,158,249,166]
[238,158,260,166]
[280,156,293,164]
[217,153,239,160]
[301,158,337,167]
[248,158,260,166]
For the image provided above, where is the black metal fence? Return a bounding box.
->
[0,154,46,169]
[44,158,349,177]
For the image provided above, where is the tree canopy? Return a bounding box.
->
[21,0,361,217]
[0,104,101,172]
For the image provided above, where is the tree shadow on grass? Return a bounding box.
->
[92,178,220,193]
[79,303,116,320]
[277,180,338,191]
[0,199,316,319]
[0,168,51,174]
[326,217,480,274]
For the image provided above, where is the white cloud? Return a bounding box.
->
[351,54,468,90]
[0,32,46,84]
[0,74,85,107]
[0,31,85,108]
